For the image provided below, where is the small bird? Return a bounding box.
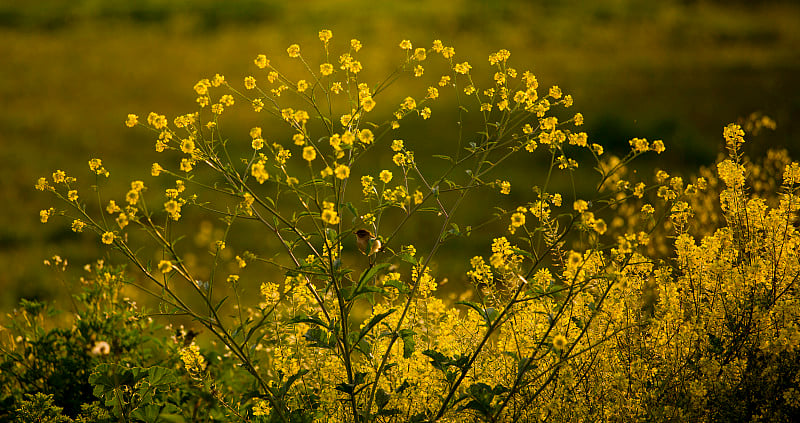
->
[355,229,381,256]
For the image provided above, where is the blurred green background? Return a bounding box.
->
[2,0,799,312]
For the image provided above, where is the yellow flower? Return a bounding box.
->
[318,29,332,43]
[413,48,426,61]
[244,76,256,89]
[399,39,412,50]
[179,343,206,375]
[442,46,455,58]
[392,152,406,167]
[39,208,53,223]
[552,334,567,350]
[499,180,511,194]
[420,107,431,119]
[361,175,375,196]
[335,164,350,179]
[67,190,78,202]
[180,138,195,154]
[164,199,183,221]
[342,131,355,145]
[723,122,745,149]
[35,177,50,191]
[251,161,269,184]
[438,76,451,87]
[717,160,746,188]
[426,87,439,99]
[361,96,376,112]
[252,138,264,150]
[253,399,271,417]
[783,162,800,185]
[151,163,164,176]
[379,170,392,184]
[125,189,139,205]
[414,65,424,77]
[125,114,138,127]
[358,129,374,144]
[211,73,225,87]
[510,212,525,228]
[115,212,128,229]
[321,208,340,225]
[320,63,334,76]
[629,137,649,153]
[88,158,109,177]
[413,189,423,205]
[593,219,607,234]
[573,199,588,213]
[105,200,120,214]
[286,44,301,58]
[302,146,316,162]
[297,80,309,92]
[402,97,416,110]
[652,140,666,154]
[158,260,172,273]
[193,80,209,95]
[101,231,115,244]
[66,219,86,233]
[488,49,511,65]
[350,38,362,51]
[568,132,588,147]
[454,62,472,74]
[391,139,404,151]
[321,201,340,225]
[180,158,193,173]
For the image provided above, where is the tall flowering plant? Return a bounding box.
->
[31,30,800,422]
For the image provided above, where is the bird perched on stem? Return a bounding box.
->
[355,229,381,256]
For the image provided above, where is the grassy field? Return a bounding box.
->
[2,0,799,311]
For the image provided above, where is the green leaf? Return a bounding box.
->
[355,309,395,346]
[358,262,391,286]
[343,202,359,219]
[423,350,449,372]
[456,301,485,318]
[400,329,416,358]
[397,252,418,265]
[280,369,310,396]
[384,279,410,294]
[375,388,391,408]
[214,296,228,313]
[304,327,335,349]
[290,314,330,329]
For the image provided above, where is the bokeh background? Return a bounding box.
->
[2,0,799,312]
